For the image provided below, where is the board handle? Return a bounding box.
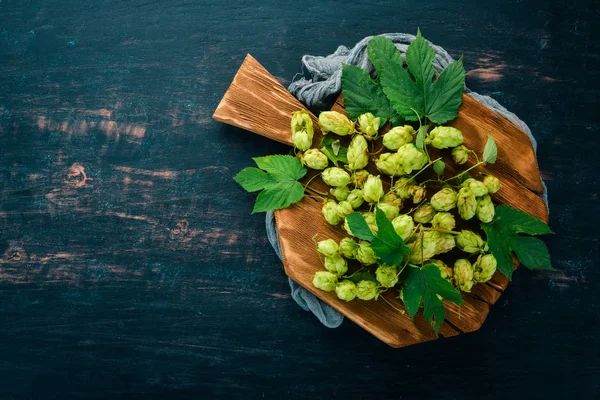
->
[213,54,321,146]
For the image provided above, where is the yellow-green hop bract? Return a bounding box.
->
[324,254,348,276]
[426,126,464,149]
[381,192,402,208]
[410,185,427,204]
[383,125,414,150]
[301,149,329,170]
[454,259,474,292]
[291,110,314,151]
[322,167,351,187]
[376,153,403,176]
[414,202,436,224]
[339,238,359,259]
[322,200,342,225]
[357,112,381,139]
[352,170,369,188]
[397,143,428,173]
[456,230,486,253]
[319,111,354,136]
[335,280,357,301]
[347,189,364,209]
[392,214,415,241]
[317,239,338,257]
[430,259,453,282]
[431,212,456,231]
[457,187,477,220]
[363,175,384,203]
[476,194,495,223]
[451,145,469,165]
[356,280,379,300]
[330,185,349,201]
[430,188,458,211]
[337,201,353,217]
[483,175,501,193]
[312,271,338,292]
[473,254,497,283]
[461,178,488,197]
[347,134,369,170]
[377,203,399,220]
[356,241,377,265]
[393,177,414,199]
[376,265,398,288]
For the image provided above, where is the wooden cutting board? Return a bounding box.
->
[213,54,549,347]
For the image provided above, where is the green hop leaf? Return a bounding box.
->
[433,160,446,176]
[415,124,429,151]
[482,133,498,164]
[346,212,376,241]
[320,136,348,166]
[370,208,411,265]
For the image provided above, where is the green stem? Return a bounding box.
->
[442,161,484,183]
[381,294,405,314]
[420,227,461,235]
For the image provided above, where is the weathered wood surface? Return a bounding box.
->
[0,0,597,398]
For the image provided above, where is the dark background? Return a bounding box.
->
[0,0,598,398]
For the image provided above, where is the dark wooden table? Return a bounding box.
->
[1,1,598,398]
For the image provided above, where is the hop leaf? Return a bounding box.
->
[482,133,498,164]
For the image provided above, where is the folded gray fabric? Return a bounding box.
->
[266,33,548,327]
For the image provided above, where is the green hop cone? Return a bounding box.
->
[456,230,486,253]
[363,175,384,203]
[335,280,357,302]
[317,239,339,257]
[430,259,453,283]
[339,237,359,259]
[346,189,364,209]
[425,126,464,149]
[377,203,399,220]
[383,125,415,150]
[312,271,338,292]
[376,153,403,176]
[330,185,349,201]
[473,254,497,283]
[347,134,369,170]
[476,194,495,223]
[397,143,428,173]
[322,200,342,225]
[319,111,354,136]
[430,188,458,211]
[322,167,351,187]
[451,145,470,165]
[410,185,427,204]
[391,214,415,241]
[291,110,314,151]
[393,177,414,200]
[301,149,329,170]
[457,187,477,220]
[356,241,377,265]
[381,192,402,208]
[357,112,381,139]
[337,201,353,217]
[453,259,474,292]
[356,280,379,300]
[461,178,488,197]
[483,175,501,193]
[431,212,456,231]
[434,232,456,254]
[408,231,455,264]
[413,202,436,224]
[352,170,369,189]
[375,265,398,288]
[324,254,348,276]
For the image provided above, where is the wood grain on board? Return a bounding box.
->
[213,54,549,347]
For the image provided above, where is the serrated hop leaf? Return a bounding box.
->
[347,134,369,170]
[322,167,351,187]
[312,271,338,292]
[391,214,415,242]
[319,111,355,136]
[317,239,339,257]
[301,148,329,170]
[425,126,464,149]
[461,178,489,197]
[363,175,384,203]
[456,230,486,253]
[431,212,456,231]
[346,188,364,209]
[375,265,399,288]
[414,202,437,224]
[356,241,377,265]
[430,187,458,211]
[339,238,359,259]
[335,280,357,302]
[473,254,497,283]
[324,254,348,276]
[375,152,404,176]
[397,143,428,173]
[451,145,470,165]
[357,112,381,139]
[330,185,349,201]
[322,200,342,225]
[457,187,477,220]
[483,175,501,193]
[453,259,474,292]
[476,194,495,223]
[383,125,415,150]
[356,280,379,300]
[291,110,314,151]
